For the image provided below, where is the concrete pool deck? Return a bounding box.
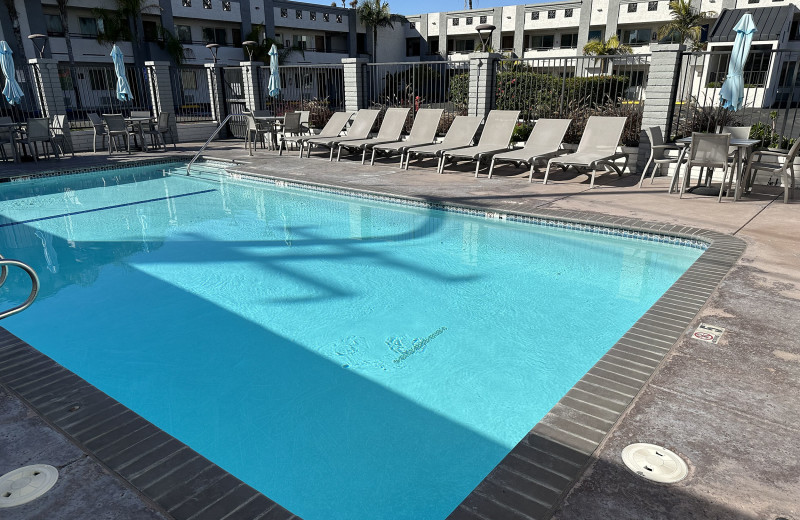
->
[0,142,798,519]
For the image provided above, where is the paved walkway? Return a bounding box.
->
[1,142,798,519]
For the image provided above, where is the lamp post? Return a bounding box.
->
[475,24,495,52]
[205,43,220,64]
[242,40,257,61]
[28,34,49,59]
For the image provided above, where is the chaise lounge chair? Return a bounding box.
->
[487,118,572,181]
[543,116,629,188]
[370,108,444,167]
[336,107,411,164]
[305,109,380,161]
[280,111,353,158]
[404,116,483,173]
[440,110,520,177]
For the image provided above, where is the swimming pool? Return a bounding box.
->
[0,162,703,519]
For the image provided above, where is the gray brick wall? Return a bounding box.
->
[342,58,368,112]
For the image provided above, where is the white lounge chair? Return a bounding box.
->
[440,110,520,177]
[336,107,411,164]
[370,108,444,166]
[281,111,353,158]
[404,116,483,173]
[305,109,380,161]
[487,118,571,181]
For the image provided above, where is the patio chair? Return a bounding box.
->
[639,126,681,188]
[278,112,302,154]
[304,109,380,161]
[88,113,108,153]
[102,114,133,154]
[336,107,411,164]
[543,116,629,188]
[370,108,444,166]
[743,138,799,204]
[50,115,74,158]
[404,115,483,173]
[298,111,310,134]
[16,118,60,162]
[0,116,18,162]
[143,113,177,150]
[244,112,272,155]
[440,110,520,176]
[678,133,730,201]
[487,118,572,181]
[281,111,353,158]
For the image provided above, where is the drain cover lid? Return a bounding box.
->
[621,443,688,483]
[0,464,59,507]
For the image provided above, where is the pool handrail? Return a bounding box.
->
[187,114,235,175]
[0,257,40,320]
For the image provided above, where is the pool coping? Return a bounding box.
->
[0,160,745,520]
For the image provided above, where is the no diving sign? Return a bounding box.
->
[693,323,725,344]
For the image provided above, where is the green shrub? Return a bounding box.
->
[449,73,469,113]
[750,122,796,149]
[511,123,533,142]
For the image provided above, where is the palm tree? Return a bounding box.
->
[93,0,162,67]
[356,0,398,63]
[657,0,715,50]
[582,35,633,57]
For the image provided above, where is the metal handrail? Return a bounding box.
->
[0,259,40,320]
[186,114,234,175]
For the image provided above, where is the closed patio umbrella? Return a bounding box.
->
[0,41,24,105]
[111,44,133,102]
[719,13,757,111]
[268,44,281,97]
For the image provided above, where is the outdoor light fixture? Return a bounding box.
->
[242,40,257,61]
[28,34,48,59]
[476,23,496,50]
[206,43,220,64]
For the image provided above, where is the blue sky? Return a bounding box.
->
[301,0,529,16]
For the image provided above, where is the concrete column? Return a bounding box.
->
[348,11,359,57]
[636,44,685,175]
[240,61,264,111]
[491,8,502,52]
[438,12,447,58]
[205,63,227,126]
[605,0,621,45]
[419,14,429,57]
[263,0,276,39]
[342,57,367,112]
[576,0,594,52]
[145,61,179,143]
[467,52,500,119]
[29,58,72,152]
[513,5,525,58]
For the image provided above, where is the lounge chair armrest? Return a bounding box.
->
[751,149,790,162]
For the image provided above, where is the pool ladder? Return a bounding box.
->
[186,114,235,176]
[0,254,40,320]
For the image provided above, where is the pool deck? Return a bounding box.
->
[1,142,798,520]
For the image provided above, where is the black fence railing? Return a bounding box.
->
[363,61,469,134]
[170,67,213,122]
[669,49,800,144]
[258,64,345,130]
[221,67,247,138]
[59,64,154,129]
[491,54,650,146]
[0,65,43,122]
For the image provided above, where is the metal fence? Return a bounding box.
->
[491,54,650,146]
[0,64,42,122]
[258,64,345,130]
[669,48,800,144]
[221,67,248,138]
[170,67,213,123]
[362,61,469,134]
[59,65,154,129]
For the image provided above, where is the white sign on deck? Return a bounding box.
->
[693,323,725,344]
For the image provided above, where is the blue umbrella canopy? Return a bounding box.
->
[111,44,133,102]
[268,44,281,98]
[719,14,757,111]
[0,41,24,105]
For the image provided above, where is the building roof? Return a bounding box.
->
[708,5,797,43]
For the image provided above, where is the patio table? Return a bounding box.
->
[125,116,156,152]
[254,115,284,150]
[0,121,25,162]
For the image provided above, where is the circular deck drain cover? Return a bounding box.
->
[621,443,688,483]
[0,464,59,507]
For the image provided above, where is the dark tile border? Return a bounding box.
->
[0,165,744,520]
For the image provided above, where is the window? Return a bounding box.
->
[588,29,602,40]
[223,1,231,10]
[428,36,439,54]
[627,3,637,12]
[648,1,658,10]
[182,0,191,6]
[406,37,421,56]
[466,16,473,25]
[88,69,114,91]
[202,27,215,43]
[232,28,241,46]
[565,8,573,17]
[529,34,554,49]
[620,28,651,45]
[324,12,330,22]
[501,35,513,49]
[142,21,158,42]
[280,8,287,17]
[296,9,302,19]
[561,33,578,48]
[293,35,308,49]
[531,11,539,20]
[357,33,367,53]
[202,27,227,45]
[409,21,415,29]
[548,10,556,19]
[79,17,99,37]
[45,15,64,37]
[336,14,342,22]
[480,15,487,23]
[203,0,211,9]
[180,70,198,90]
[452,18,459,26]
[310,11,316,20]
[176,25,192,43]
[452,39,475,52]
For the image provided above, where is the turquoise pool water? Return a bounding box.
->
[0,163,702,519]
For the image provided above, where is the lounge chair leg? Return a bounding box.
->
[529,163,536,182]
[474,156,482,178]
[488,157,495,179]
[361,148,367,165]
[336,146,342,162]
[329,147,334,161]
[639,153,653,188]
[371,148,377,166]
[543,160,554,185]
